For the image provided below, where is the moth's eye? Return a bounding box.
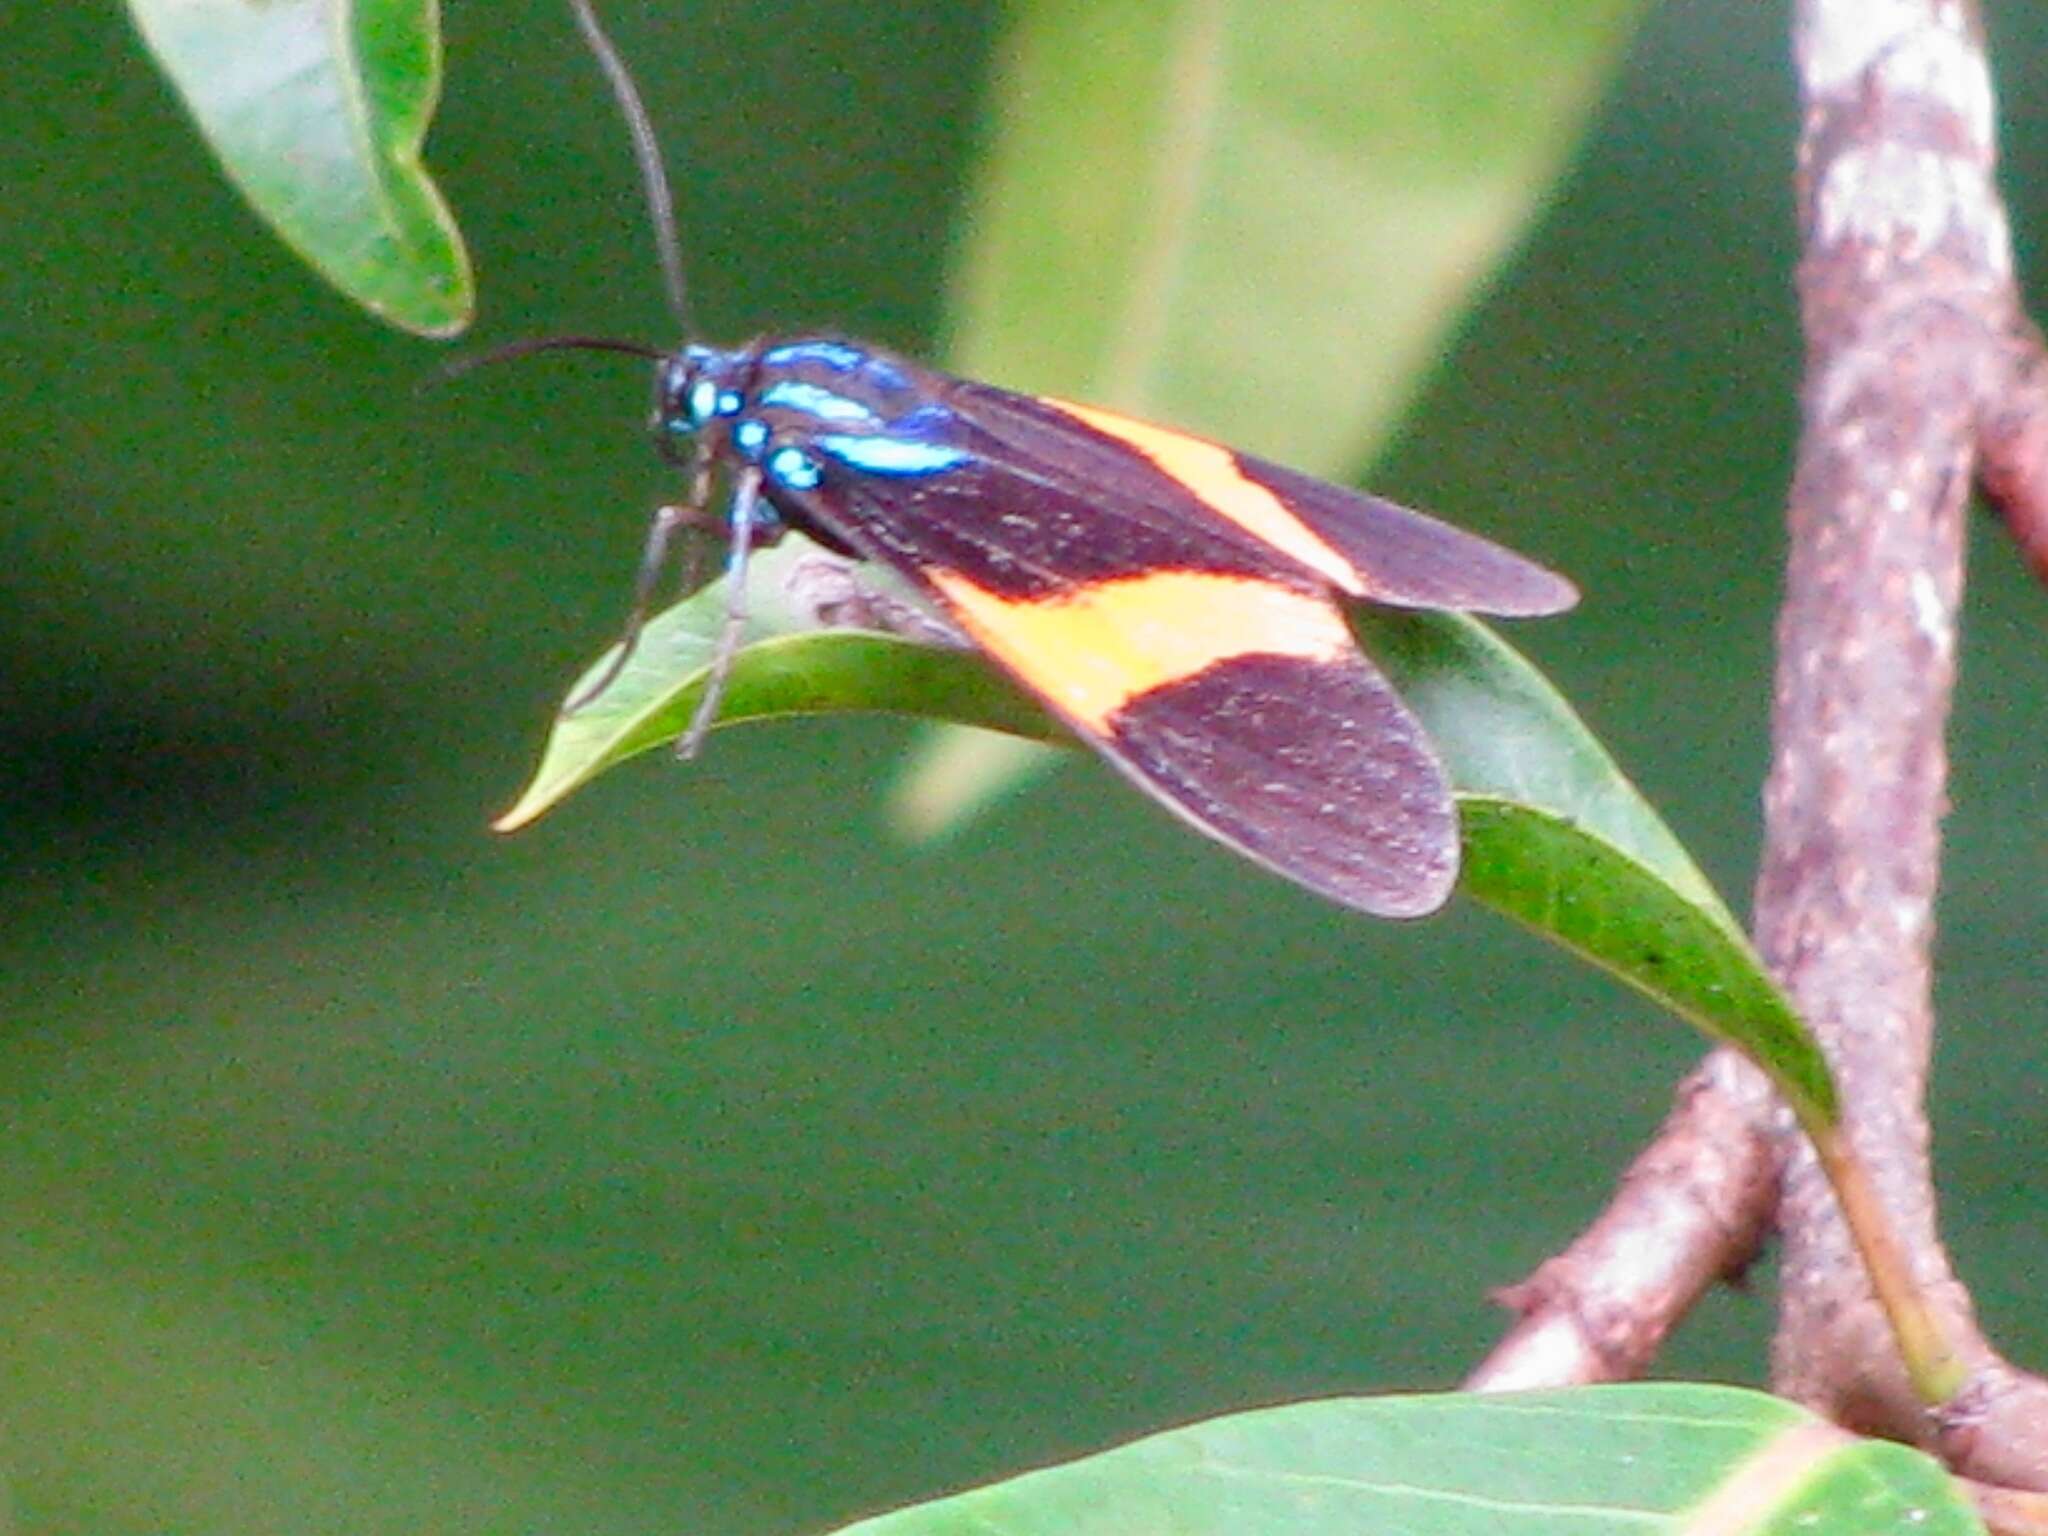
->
[687,377,721,426]
[652,360,696,438]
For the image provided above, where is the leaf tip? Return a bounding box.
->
[490,792,549,834]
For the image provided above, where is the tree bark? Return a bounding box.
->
[1478,0,2048,1483]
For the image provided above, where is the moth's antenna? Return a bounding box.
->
[568,0,692,336]
[438,334,665,384]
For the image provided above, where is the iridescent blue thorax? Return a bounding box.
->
[653,338,970,527]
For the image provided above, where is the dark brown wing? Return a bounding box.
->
[936,378,1577,617]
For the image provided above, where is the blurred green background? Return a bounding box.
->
[4,2,2043,1531]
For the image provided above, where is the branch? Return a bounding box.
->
[1471,4,2048,1471]
[1761,0,2048,1480]
[1466,1051,1781,1391]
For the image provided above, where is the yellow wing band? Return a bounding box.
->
[1042,398,1365,596]
[927,568,1353,732]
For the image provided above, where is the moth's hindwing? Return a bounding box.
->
[922,564,1457,917]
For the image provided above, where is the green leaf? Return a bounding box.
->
[828,1385,1980,1536]
[127,0,473,337]
[949,0,1643,462]
[492,545,1060,834]
[1355,610,1834,1124]
[497,570,1833,1128]
[910,0,1644,828]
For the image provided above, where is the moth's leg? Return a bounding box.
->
[675,465,770,759]
[564,494,718,714]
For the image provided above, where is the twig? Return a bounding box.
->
[1472,0,2048,1472]
[1466,1051,1781,1391]
[1760,0,2048,1477]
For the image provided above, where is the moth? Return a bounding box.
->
[504,1,1577,918]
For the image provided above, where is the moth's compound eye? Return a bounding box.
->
[653,356,697,438]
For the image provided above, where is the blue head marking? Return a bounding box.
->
[767,445,823,491]
[687,377,720,426]
[758,380,878,424]
[814,434,969,477]
[733,419,770,459]
[660,345,738,442]
[716,389,743,417]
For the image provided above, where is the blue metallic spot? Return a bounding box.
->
[761,340,869,371]
[716,389,743,417]
[688,378,719,425]
[732,419,769,458]
[814,434,970,477]
[753,342,910,391]
[862,356,909,389]
[767,445,823,491]
[896,403,957,434]
[758,380,878,423]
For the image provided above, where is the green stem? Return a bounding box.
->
[1799,1111,1969,1405]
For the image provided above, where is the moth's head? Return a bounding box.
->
[653,344,744,464]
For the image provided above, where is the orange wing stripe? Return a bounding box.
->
[927,568,1353,732]
[1042,398,1365,596]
